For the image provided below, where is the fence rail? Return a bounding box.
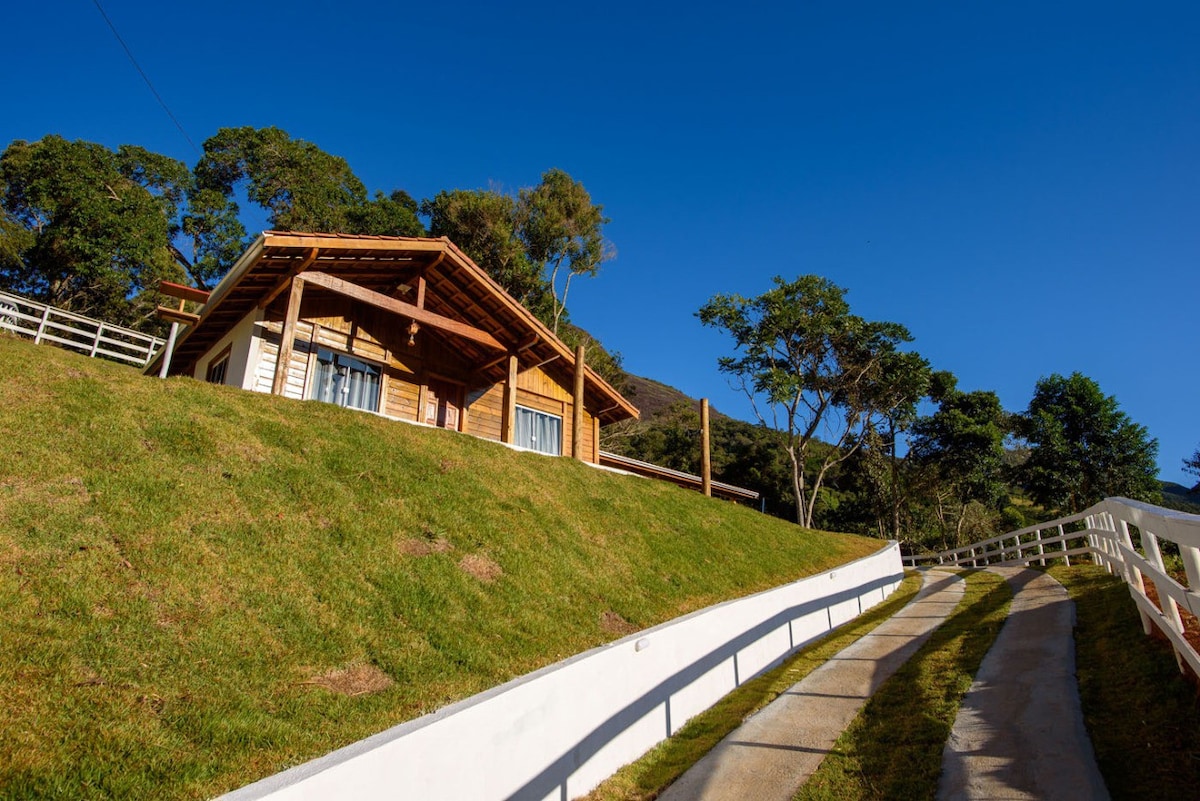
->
[905,498,1200,675]
[0,289,164,368]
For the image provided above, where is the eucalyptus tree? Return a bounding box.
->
[422,188,547,314]
[518,169,611,334]
[858,350,933,538]
[1017,372,1160,513]
[698,275,914,528]
[423,170,611,334]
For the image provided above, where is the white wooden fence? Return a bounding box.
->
[905,498,1200,675]
[0,289,164,368]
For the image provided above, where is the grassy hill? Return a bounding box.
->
[0,335,878,799]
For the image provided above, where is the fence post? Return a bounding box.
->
[1037,528,1046,566]
[33,305,51,344]
[89,323,105,357]
[1058,524,1070,567]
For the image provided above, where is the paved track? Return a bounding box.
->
[937,568,1109,800]
[659,569,965,801]
[659,567,1109,801]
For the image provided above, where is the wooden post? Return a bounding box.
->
[700,398,712,497]
[502,353,518,444]
[592,416,600,463]
[272,277,304,396]
[572,344,585,460]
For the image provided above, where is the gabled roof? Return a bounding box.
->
[147,231,638,425]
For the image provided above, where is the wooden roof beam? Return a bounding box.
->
[259,247,320,309]
[263,232,449,253]
[472,335,540,373]
[156,306,201,326]
[158,281,211,304]
[301,271,507,352]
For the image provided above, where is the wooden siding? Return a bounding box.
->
[251,299,602,462]
[256,319,315,399]
[517,364,572,403]
[466,384,504,443]
[383,375,420,422]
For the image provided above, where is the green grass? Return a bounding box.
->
[1050,565,1200,799]
[0,335,881,799]
[582,572,923,801]
[795,570,1012,801]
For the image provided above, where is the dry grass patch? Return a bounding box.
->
[601,611,639,636]
[398,536,453,557]
[305,664,394,697]
[459,553,503,582]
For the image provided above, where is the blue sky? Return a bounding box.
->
[5,1,1198,484]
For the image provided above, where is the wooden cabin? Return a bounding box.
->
[145,232,638,462]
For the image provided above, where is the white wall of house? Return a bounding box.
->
[220,543,903,801]
[193,309,264,391]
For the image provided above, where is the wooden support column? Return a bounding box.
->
[501,353,518,444]
[272,276,305,396]
[701,398,712,497]
[572,344,585,460]
[414,274,427,309]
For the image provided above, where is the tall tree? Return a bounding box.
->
[518,169,611,334]
[193,126,423,239]
[910,375,1010,548]
[1186,446,1200,492]
[857,350,932,538]
[0,135,189,327]
[1017,372,1160,513]
[422,188,547,313]
[698,275,914,527]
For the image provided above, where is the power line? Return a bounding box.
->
[91,0,200,155]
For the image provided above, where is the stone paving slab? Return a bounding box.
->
[937,568,1109,801]
[659,569,965,801]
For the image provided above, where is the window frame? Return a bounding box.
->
[205,344,232,385]
[306,347,384,414]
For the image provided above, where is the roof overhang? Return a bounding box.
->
[145,232,638,425]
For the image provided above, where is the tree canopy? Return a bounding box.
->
[1017,372,1160,514]
[423,170,611,334]
[698,275,915,527]
[910,376,1010,547]
[0,135,189,326]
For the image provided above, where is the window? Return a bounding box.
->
[205,345,231,385]
[515,406,562,456]
[309,348,381,413]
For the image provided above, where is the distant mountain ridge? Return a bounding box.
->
[623,373,731,423]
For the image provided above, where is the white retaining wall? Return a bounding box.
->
[223,542,903,801]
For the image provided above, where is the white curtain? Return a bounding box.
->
[515,407,562,455]
[312,349,380,413]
